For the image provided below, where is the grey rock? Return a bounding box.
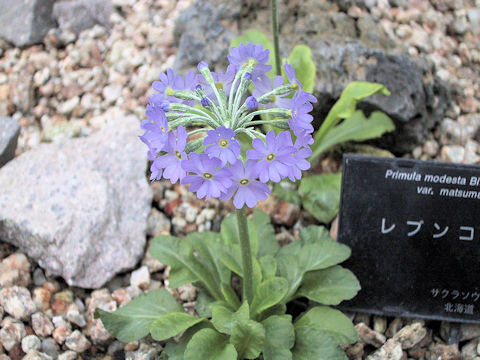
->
[0,0,57,47]
[393,322,427,349]
[65,330,91,353]
[41,338,60,359]
[0,116,152,288]
[0,117,20,168]
[0,286,36,321]
[174,0,450,154]
[53,0,113,35]
[366,339,403,360]
[0,317,26,352]
[22,335,42,353]
[355,322,386,347]
[22,350,53,360]
[173,0,242,73]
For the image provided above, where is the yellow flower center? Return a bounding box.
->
[219,139,229,148]
[239,179,250,186]
[165,87,175,96]
[266,153,275,161]
[203,172,213,179]
[215,82,224,90]
[175,150,182,160]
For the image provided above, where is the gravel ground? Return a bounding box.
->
[1,0,480,359]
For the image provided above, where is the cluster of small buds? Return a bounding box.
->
[140,42,317,209]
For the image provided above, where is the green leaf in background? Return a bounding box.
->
[94,289,183,342]
[220,210,279,262]
[150,313,205,341]
[285,45,316,93]
[195,291,215,318]
[295,306,357,344]
[221,283,241,310]
[297,266,361,305]
[150,235,223,300]
[272,180,302,206]
[184,328,237,360]
[212,300,249,335]
[163,323,211,360]
[314,81,391,147]
[230,319,266,359]
[279,226,351,271]
[311,110,395,159]
[262,315,295,360]
[230,29,276,80]
[259,255,277,280]
[292,327,348,360]
[276,226,352,302]
[186,232,231,285]
[298,225,335,246]
[251,277,288,317]
[249,209,279,257]
[299,173,342,224]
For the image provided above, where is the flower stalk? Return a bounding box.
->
[272,0,281,76]
[236,206,253,304]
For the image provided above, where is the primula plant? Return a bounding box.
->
[95,42,361,360]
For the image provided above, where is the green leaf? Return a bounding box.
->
[292,327,348,360]
[163,323,211,360]
[299,173,342,224]
[276,226,352,302]
[272,180,302,206]
[230,30,276,80]
[312,110,395,158]
[250,209,279,257]
[218,244,263,289]
[218,245,243,275]
[276,255,303,302]
[260,255,277,280]
[295,306,357,344]
[220,210,279,257]
[285,45,316,93]
[251,277,288,317]
[94,289,183,342]
[262,315,295,360]
[150,313,205,341]
[211,301,249,335]
[221,283,241,310]
[258,303,287,321]
[297,266,361,305]
[298,225,334,246]
[186,232,231,284]
[211,303,234,335]
[298,234,351,272]
[196,291,215,318]
[184,328,237,360]
[314,81,391,151]
[150,235,222,300]
[230,320,266,359]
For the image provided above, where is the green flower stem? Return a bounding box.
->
[272,0,281,76]
[247,120,289,129]
[236,207,254,305]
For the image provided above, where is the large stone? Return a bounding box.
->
[53,0,114,35]
[0,0,57,47]
[173,0,450,154]
[0,117,20,168]
[0,116,152,288]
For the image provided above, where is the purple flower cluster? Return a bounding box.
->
[140,42,316,209]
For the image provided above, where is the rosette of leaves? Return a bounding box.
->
[95,210,360,360]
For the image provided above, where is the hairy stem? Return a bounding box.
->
[236,207,253,304]
[272,0,281,76]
